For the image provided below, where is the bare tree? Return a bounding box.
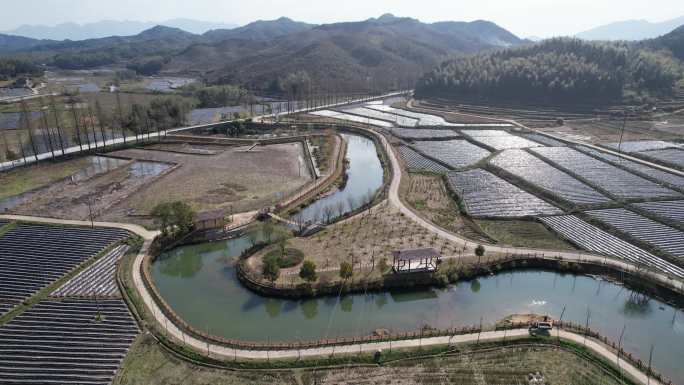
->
[335,201,345,218]
[20,101,38,162]
[49,95,66,154]
[346,196,356,212]
[68,97,84,151]
[323,205,334,224]
[38,101,55,159]
[115,90,126,144]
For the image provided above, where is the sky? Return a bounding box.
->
[0,0,683,38]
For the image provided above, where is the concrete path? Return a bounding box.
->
[0,214,159,240]
[0,91,410,171]
[361,122,684,294]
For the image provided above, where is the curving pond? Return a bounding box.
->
[151,130,684,383]
[293,133,384,223]
[153,238,684,382]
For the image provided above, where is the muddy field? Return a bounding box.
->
[6,157,171,220]
[101,142,312,225]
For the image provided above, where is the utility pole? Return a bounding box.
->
[647,344,654,385]
[583,307,591,345]
[557,306,566,345]
[617,110,628,154]
[618,324,626,385]
[87,197,95,229]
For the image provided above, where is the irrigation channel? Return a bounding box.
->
[152,133,684,383]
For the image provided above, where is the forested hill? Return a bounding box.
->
[415,38,683,104]
[0,15,525,93]
[647,25,684,61]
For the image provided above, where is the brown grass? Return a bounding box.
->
[248,202,467,285]
[113,334,623,385]
[101,143,312,225]
[402,173,492,243]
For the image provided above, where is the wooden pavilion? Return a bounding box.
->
[391,248,442,273]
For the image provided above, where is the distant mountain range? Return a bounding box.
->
[577,15,684,41]
[1,19,238,41]
[0,14,526,92]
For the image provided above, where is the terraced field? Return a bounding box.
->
[0,223,130,316]
[585,208,684,260]
[389,128,461,140]
[52,245,130,298]
[309,110,394,128]
[343,107,419,127]
[522,133,567,147]
[412,140,491,169]
[577,146,684,191]
[0,299,139,385]
[633,200,684,226]
[604,140,679,153]
[540,215,684,278]
[461,130,542,151]
[398,146,450,174]
[447,169,563,218]
[531,147,681,200]
[490,150,612,206]
[366,105,460,126]
[638,148,684,169]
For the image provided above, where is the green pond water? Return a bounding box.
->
[152,131,684,383]
[152,236,684,383]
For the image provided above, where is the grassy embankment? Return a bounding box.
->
[114,333,631,385]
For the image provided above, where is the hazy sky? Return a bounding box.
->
[1,0,683,38]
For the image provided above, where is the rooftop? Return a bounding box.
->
[392,248,441,261]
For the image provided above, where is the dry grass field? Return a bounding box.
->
[402,173,492,243]
[248,202,467,285]
[114,334,624,385]
[101,142,312,225]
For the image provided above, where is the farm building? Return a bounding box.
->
[195,209,231,230]
[392,248,442,273]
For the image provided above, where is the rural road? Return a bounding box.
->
[369,123,684,293]
[0,101,678,384]
[0,157,669,385]
[0,90,410,172]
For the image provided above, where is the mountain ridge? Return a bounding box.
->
[577,16,684,41]
[2,19,238,41]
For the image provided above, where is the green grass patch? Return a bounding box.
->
[476,219,577,250]
[0,157,91,199]
[264,248,305,268]
[0,221,17,238]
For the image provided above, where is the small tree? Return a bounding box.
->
[263,256,280,282]
[475,244,485,257]
[299,260,318,282]
[339,261,353,280]
[151,201,195,237]
[262,221,274,243]
[377,257,389,273]
[323,205,334,224]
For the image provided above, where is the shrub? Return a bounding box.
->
[299,260,318,282]
[262,255,280,282]
[475,244,486,257]
[264,248,304,268]
[339,261,353,280]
